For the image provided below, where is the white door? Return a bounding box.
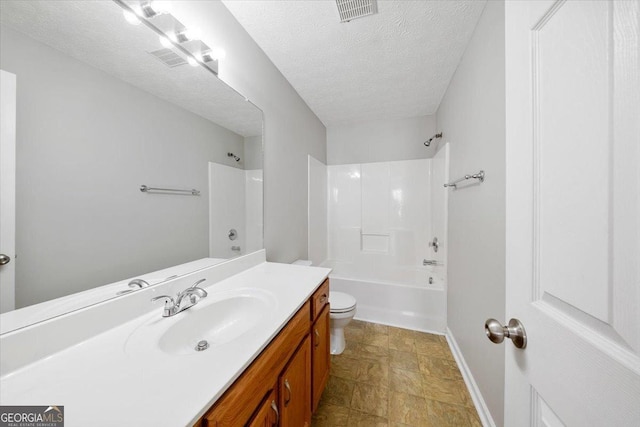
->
[0,70,17,313]
[504,1,640,425]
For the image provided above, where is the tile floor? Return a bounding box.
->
[312,320,481,427]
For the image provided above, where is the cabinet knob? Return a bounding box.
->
[314,329,320,348]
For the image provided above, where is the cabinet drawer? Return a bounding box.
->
[311,279,329,321]
[203,302,310,426]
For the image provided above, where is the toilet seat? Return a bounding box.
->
[330,291,356,314]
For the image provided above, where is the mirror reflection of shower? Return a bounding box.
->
[423,132,443,147]
[227,152,241,162]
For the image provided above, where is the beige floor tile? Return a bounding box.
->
[312,403,350,427]
[389,326,416,339]
[390,349,420,372]
[417,354,463,380]
[422,374,467,406]
[390,368,424,397]
[350,319,367,329]
[323,375,355,408]
[388,391,430,426]
[455,381,475,408]
[466,410,482,427]
[332,355,361,381]
[351,382,389,417]
[362,331,390,348]
[318,321,475,427]
[439,343,456,361]
[413,332,442,344]
[414,339,448,358]
[425,399,475,426]
[348,409,389,427]
[389,334,416,352]
[345,326,365,343]
[365,322,390,335]
[356,358,389,385]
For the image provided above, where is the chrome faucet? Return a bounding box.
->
[116,278,151,295]
[128,279,150,289]
[151,279,208,317]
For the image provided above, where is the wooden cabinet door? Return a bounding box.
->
[247,389,278,427]
[279,335,311,427]
[311,306,330,413]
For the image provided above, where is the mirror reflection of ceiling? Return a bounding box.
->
[0,0,262,137]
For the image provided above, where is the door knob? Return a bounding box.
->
[485,318,527,349]
[0,254,10,265]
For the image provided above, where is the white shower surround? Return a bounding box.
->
[209,163,263,258]
[319,157,447,333]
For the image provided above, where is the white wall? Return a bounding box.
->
[307,156,327,266]
[175,2,327,262]
[327,159,431,269]
[0,27,245,308]
[327,115,437,165]
[435,2,505,426]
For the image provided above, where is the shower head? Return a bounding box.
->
[227,152,241,162]
[424,132,443,147]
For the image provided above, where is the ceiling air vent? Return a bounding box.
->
[336,0,378,23]
[147,48,187,68]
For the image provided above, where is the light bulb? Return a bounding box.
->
[187,56,198,67]
[159,35,172,48]
[209,47,226,60]
[167,32,178,43]
[150,0,172,15]
[182,27,202,41]
[123,9,141,25]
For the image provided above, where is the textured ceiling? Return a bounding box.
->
[222,0,486,126]
[0,1,262,137]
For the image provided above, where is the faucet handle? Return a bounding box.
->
[151,295,176,317]
[189,278,206,289]
[129,278,150,289]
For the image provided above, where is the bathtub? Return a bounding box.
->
[320,260,446,334]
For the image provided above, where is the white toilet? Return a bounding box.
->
[291,260,357,355]
[329,291,357,355]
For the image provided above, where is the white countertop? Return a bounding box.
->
[0,261,330,426]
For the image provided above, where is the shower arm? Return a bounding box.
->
[424,132,443,147]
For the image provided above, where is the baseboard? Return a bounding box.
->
[445,328,497,427]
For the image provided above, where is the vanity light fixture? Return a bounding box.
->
[113,0,220,75]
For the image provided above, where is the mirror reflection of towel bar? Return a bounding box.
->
[140,185,200,196]
[444,170,485,189]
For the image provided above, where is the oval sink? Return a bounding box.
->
[125,288,277,357]
[159,295,267,355]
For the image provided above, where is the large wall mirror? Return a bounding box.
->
[0,0,263,332]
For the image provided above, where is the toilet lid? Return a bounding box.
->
[330,291,356,313]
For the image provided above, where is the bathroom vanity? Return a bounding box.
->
[0,252,331,426]
[199,278,330,426]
